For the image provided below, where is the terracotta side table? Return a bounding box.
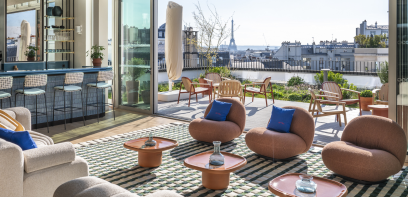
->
[184,151,247,190]
[124,137,178,168]
[368,105,389,118]
[268,173,347,197]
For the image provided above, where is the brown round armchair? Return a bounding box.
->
[322,115,407,183]
[189,98,246,143]
[245,106,315,160]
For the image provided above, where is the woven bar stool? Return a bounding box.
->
[0,76,13,109]
[53,72,86,130]
[86,71,115,123]
[15,74,49,132]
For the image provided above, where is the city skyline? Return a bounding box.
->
[158,0,388,46]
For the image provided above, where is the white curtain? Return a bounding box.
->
[165,1,183,82]
[18,20,31,61]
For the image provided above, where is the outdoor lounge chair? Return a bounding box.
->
[245,106,315,160]
[178,77,212,107]
[204,72,231,99]
[189,98,246,143]
[218,80,244,102]
[243,77,275,107]
[308,88,348,126]
[321,81,362,115]
[322,115,407,183]
[372,83,388,105]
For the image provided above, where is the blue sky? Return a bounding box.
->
[158,0,389,46]
[7,10,36,36]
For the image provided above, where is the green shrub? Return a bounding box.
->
[288,76,304,86]
[314,71,345,85]
[199,73,205,79]
[207,66,232,78]
[361,90,373,97]
[338,80,357,99]
[288,93,302,101]
[378,61,388,84]
[192,78,199,83]
[273,91,285,98]
[241,79,252,85]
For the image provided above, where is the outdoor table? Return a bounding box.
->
[184,151,246,190]
[124,137,178,168]
[268,173,348,197]
[368,105,389,118]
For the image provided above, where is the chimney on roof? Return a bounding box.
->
[375,21,378,28]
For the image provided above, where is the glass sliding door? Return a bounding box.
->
[118,0,151,111]
[397,0,408,149]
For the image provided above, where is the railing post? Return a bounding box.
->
[322,69,330,82]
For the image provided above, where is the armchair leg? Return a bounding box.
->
[188,93,191,107]
[196,93,198,102]
[252,93,254,102]
[343,112,348,125]
[338,114,342,127]
[264,93,268,107]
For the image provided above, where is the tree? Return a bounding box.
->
[377,61,388,84]
[188,2,238,69]
[354,34,387,48]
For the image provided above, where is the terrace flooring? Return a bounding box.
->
[158,96,372,145]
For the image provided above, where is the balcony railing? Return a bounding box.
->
[158,59,387,76]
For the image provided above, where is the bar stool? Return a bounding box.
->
[86,71,115,123]
[0,76,13,109]
[53,72,85,130]
[15,74,49,132]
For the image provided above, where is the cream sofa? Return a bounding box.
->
[0,107,88,197]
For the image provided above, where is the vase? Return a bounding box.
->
[361,97,373,111]
[92,58,102,67]
[209,141,224,166]
[144,132,157,146]
[46,7,53,16]
[296,174,317,193]
[52,6,63,17]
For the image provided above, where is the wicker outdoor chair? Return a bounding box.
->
[372,83,388,105]
[243,77,275,107]
[218,80,244,102]
[178,77,212,107]
[321,81,362,115]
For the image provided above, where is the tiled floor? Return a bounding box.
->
[158,96,372,145]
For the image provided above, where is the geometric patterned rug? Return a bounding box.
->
[74,123,408,197]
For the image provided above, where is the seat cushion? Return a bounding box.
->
[245,87,261,93]
[322,141,402,182]
[87,82,112,88]
[15,88,46,96]
[54,85,82,92]
[205,100,232,121]
[245,127,307,159]
[0,91,11,99]
[189,119,242,143]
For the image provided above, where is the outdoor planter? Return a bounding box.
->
[127,91,139,105]
[360,97,373,111]
[142,90,150,104]
[27,56,35,61]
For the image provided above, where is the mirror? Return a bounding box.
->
[6,0,42,62]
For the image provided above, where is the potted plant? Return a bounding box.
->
[24,46,38,61]
[125,57,148,105]
[360,90,374,111]
[86,45,105,67]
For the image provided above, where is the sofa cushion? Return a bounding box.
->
[322,141,402,182]
[267,106,295,133]
[0,128,37,150]
[189,119,242,143]
[205,100,232,121]
[23,142,75,173]
[0,109,25,131]
[203,98,246,132]
[245,127,307,159]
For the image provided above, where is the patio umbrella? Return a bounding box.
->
[18,20,31,61]
[165,1,183,91]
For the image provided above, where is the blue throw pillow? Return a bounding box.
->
[267,106,295,133]
[0,128,37,150]
[205,100,233,121]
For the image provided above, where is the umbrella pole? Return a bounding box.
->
[169,79,173,92]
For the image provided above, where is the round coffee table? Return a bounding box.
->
[268,173,347,197]
[367,105,389,118]
[184,151,247,190]
[124,137,178,168]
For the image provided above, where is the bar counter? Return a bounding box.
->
[0,67,112,129]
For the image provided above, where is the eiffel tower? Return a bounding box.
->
[228,19,237,51]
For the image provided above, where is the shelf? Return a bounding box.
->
[45,52,74,54]
[45,28,74,31]
[45,40,74,42]
[45,16,74,20]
